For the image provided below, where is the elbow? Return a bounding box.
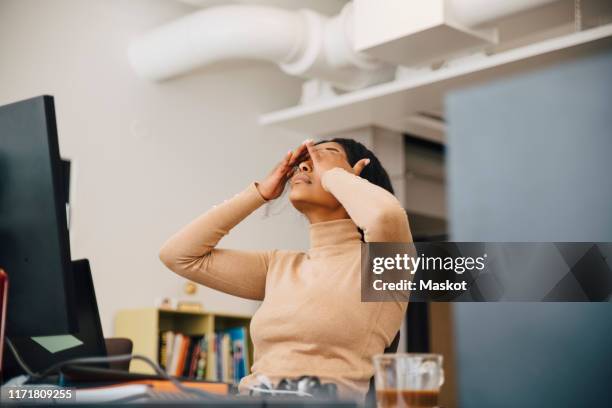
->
[159,240,203,281]
[368,204,411,242]
[372,205,407,227]
[158,244,174,270]
[159,241,181,272]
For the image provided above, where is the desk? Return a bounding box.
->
[5,395,357,407]
[69,399,356,407]
[2,383,357,407]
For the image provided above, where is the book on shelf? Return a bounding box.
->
[158,327,249,383]
[228,327,248,381]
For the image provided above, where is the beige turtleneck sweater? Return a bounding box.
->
[159,168,412,399]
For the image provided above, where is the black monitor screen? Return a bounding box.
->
[0,95,77,336]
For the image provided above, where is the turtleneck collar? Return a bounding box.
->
[308,219,361,252]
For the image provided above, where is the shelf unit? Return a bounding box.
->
[259,23,612,136]
[114,308,252,379]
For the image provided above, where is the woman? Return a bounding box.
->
[159,138,412,399]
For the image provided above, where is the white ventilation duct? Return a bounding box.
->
[446,0,560,27]
[128,3,393,91]
[128,0,562,90]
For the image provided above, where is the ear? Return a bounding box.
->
[353,158,370,176]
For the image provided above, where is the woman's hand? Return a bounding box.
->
[304,140,370,177]
[256,143,308,200]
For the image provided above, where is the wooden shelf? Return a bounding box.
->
[259,24,612,136]
[115,308,252,379]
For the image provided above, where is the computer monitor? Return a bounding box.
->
[4,260,107,378]
[0,95,77,337]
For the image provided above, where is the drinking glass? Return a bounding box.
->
[373,353,444,408]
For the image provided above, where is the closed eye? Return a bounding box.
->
[314,147,341,154]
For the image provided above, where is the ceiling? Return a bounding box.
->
[175,0,349,16]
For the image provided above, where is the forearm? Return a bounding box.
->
[159,183,270,300]
[159,183,267,266]
[322,168,412,243]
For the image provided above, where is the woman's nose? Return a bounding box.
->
[298,161,312,173]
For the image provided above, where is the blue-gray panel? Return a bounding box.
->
[446,49,612,407]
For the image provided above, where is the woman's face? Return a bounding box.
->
[288,142,348,212]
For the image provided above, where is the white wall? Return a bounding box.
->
[0,0,310,335]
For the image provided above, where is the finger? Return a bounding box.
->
[287,149,296,165]
[286,166,296,180]
[353,158,370,176]
[275,151,292,177]
[289,143,307,165]
[291,154,309,172]
[304,140,318,164]
[293,149,310,167]
[291,140,311,165]
[283,151,295,174]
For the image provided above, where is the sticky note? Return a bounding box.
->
[31,335,83,353]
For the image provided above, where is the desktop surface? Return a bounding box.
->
[1,388,357,407]
[68,398,357,407]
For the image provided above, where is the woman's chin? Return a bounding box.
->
[289,187,308,202]
[289,186,315,208]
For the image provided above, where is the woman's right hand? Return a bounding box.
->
[256,142,309,200]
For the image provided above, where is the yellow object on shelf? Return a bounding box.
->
[177,301,203,312]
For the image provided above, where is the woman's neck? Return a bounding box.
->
[304,207,350,224]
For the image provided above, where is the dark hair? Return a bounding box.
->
[317,138,395,195]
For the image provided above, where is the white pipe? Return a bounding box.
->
[278,4,394,90]
[128,0,563,90]
[128,3,393,91]
[447,0,561,27]
[128,6,306,81]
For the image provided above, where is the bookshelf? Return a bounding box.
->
[114,308,252,381]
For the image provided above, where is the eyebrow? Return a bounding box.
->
[294,146,342,164]
[314,146,341,153]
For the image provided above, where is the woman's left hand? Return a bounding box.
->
[304,140,370,177]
